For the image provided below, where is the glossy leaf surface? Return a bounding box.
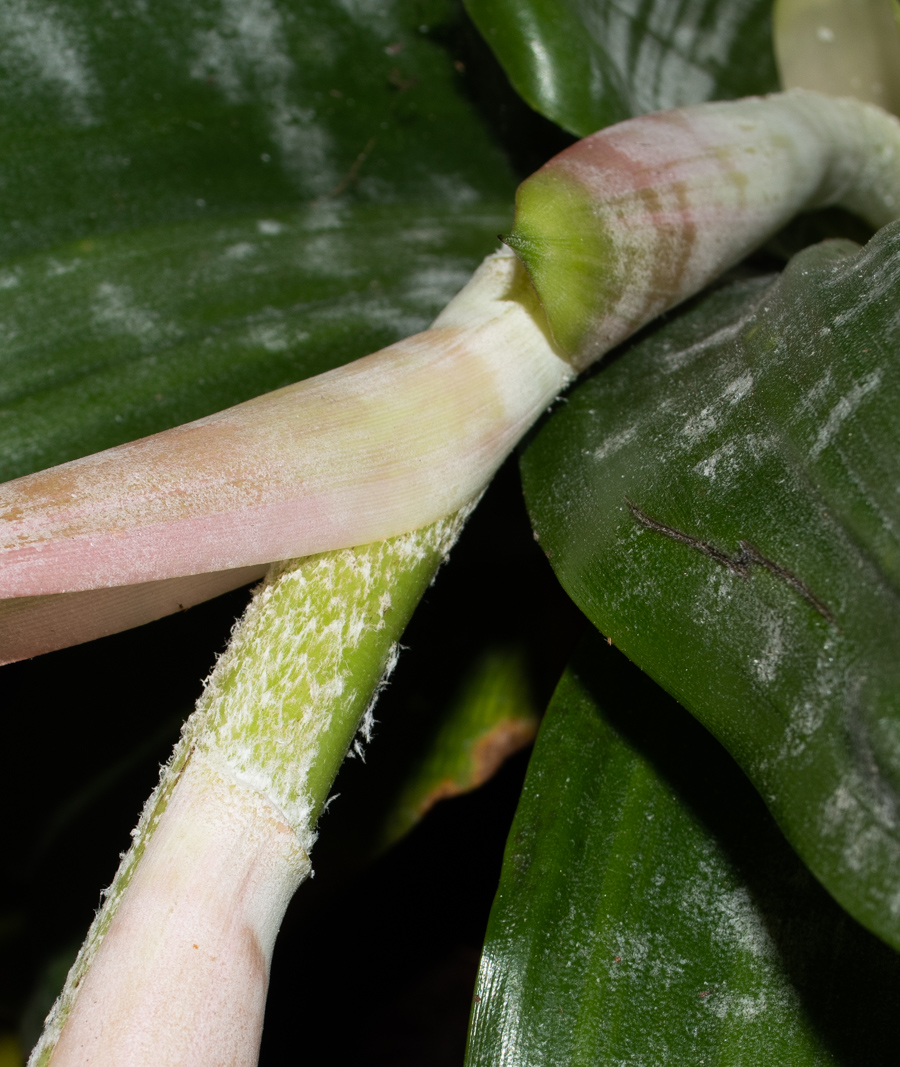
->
[0,0,516,480]
[0,0,514,260]
[466,632,900,1065]
[464,0,779,137]
[522,227,900,948]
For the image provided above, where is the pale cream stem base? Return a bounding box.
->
[48,755,310,1067]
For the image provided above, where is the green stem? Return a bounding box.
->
[30,509,471,1066]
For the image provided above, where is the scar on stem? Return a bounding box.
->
[625,498,835,625]
[319,136,378,201]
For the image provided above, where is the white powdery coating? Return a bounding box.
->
[751,616,785,685]
[427,173,483,208]
[194,512,470,850]
[223,240,258,261]
[592,424,638,462]
[31,516,470,1064]
[256,218,284,236]
[0,0,97,125]
[659,311,761,375]
[91,281,171,346]
[189,0,335,195]
[692,434,774,488]
[809,368,883,458]
[247,321,289,353]
[681,372,754,442]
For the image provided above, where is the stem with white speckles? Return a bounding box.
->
[30,515,469,1067]
[5,92,900,664]
[18,86,900,1066]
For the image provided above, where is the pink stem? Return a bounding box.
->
[47,756,309,1067]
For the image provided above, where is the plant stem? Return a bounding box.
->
[0,250,569,602]
[30,510,470,1066]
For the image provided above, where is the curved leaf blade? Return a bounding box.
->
[521,226,900,948]
[464,0,779,137]
[374,646,539,851]
[466,633,900,1065]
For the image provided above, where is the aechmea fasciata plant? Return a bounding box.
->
[3,90,900,660]
[14,89,900,1065]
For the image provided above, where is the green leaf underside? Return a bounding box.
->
[0,201,508,482]
[466,632,900,1066]
[0,0,517,480]
[464,0,779,138]
[522,226,900,949]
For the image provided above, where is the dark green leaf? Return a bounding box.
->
[521,226,900,948]
[0,0,514,259]
[0,0,517,479]
[466,632,900,1065]
[464,0,779,137]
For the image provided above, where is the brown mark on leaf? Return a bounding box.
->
[415,718,538,818]
[626,498,836,624]
[319,136,378,202]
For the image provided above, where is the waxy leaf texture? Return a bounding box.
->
[466,633,900,1065]
[522,227,900,949]
[465,0,778,136]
